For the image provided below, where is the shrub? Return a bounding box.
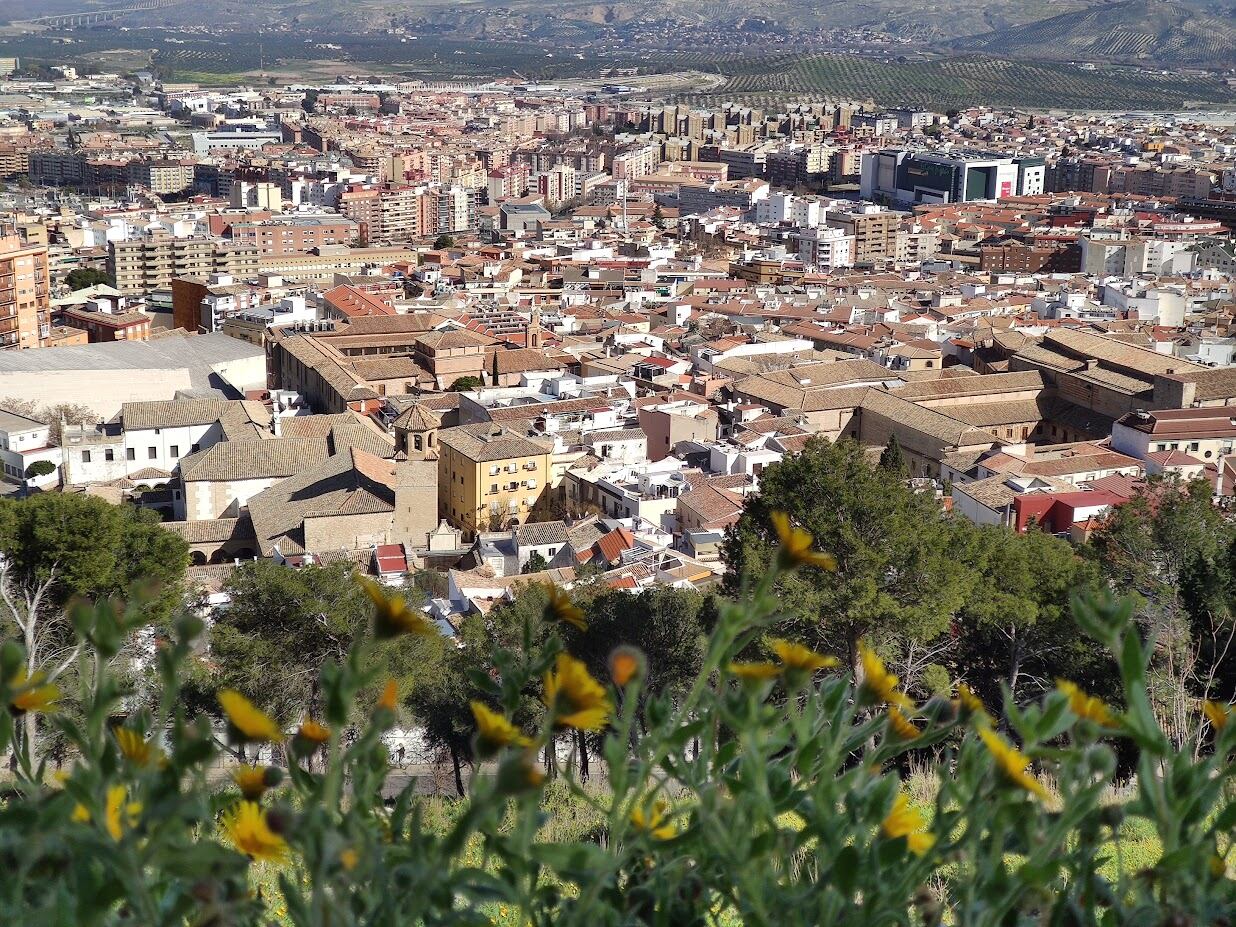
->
[1,520,1234,925]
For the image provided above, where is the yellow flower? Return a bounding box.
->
[71,803,91,823]
[218,690,284,743]
[543,652,612,731]
[105,785,142,841]
[609,646,644,687]
[9,668,60,716]
[728,661,781,681]
[1203,699,1231,731]
[297,719,331,744]
[377,679,398,712]
[1057,680,1116,727]
[858,644,914,710]
[880,792,935,856]
[360,576,437,638]
[771,511,838,571]
[887,707,921,741]
[544,583,587,632]
[340,848,359,872]
[234,765,276,801]
[471,701,532,752]
[630,798,677,840]
[113,727,164,767]
[956,683,991,725]
[770,639,839,673]
[979,727,1050,801]
[222,801,288,863]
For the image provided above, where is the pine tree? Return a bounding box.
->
[878,434,908,476]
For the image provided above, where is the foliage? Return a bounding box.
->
[3,549,1236,925]
[722,437,972,671]
[208,563,438,730]
[521,552,549,575]
[433,235,457,250]
[64,268,113,291]
[449,376,483,392]
[0,493,188,621]
[877,433,907,477]
[23,460,55,480]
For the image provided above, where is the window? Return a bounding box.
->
[414,434,423,451]
[127,448,135,461]
[490,483,498,494]
[489,465,500,476]
[170,445,179,457]
[105,449,114,462]
[1190,442,1199,452]
[191,443,200,452]
[81,450,91,463]
[148,447,157,459]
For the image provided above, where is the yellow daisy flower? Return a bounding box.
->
[630,798,677,840]
[728,661,781,681]
[470,701,532,753]
[544,583,587,632]
[222,801,288,863]
[9,668,60,716]
[858,644,915,710]
[71,803,91,824]
[359,576,437,639]
[887,707,921,741]
[340,848,359,872]
[104,785,142,841]
[955,683,991,725]
[377,679,398,712]
[233,765,278,801]
[543,652,612,731]
[297,719,331,744]
[770,639,839,673]
[770,511,838,572]
[113,727,164,767]
[218,690,284,743]
[1057,680,1116,727]
[979,727,1050,801]
[880,792,935,856]
[1203,699,1231,731]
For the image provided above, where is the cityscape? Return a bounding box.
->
[0,2,1235,923]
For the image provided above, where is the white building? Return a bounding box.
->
[0,411,60,489]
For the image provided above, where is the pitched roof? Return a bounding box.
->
[245,448,415,555]
[180,437,332,482]
[437,423,553,462]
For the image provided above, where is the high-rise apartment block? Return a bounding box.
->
[0,235,51,349]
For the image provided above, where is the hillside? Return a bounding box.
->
[950,0,1236,65]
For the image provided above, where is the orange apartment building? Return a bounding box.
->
[0,234,51,349]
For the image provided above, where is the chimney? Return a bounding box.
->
[272,414,282,437]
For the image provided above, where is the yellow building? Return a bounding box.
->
[437,424,553,539]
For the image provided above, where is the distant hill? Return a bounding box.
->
[949,0,1236,65]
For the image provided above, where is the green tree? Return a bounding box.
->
[0,493,188,617]
[64,268,113,291]
[404,634,476,795]
[721,437,971,677]
[1088,476,1231,743]
[301,89,318,113]
[449,376,482,392]
[522,551,549,574]
[950,522,1104,708]
[433,234,456,250]
[23,460,55,480]
[877,434,908,477]
[210,562,435,733]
